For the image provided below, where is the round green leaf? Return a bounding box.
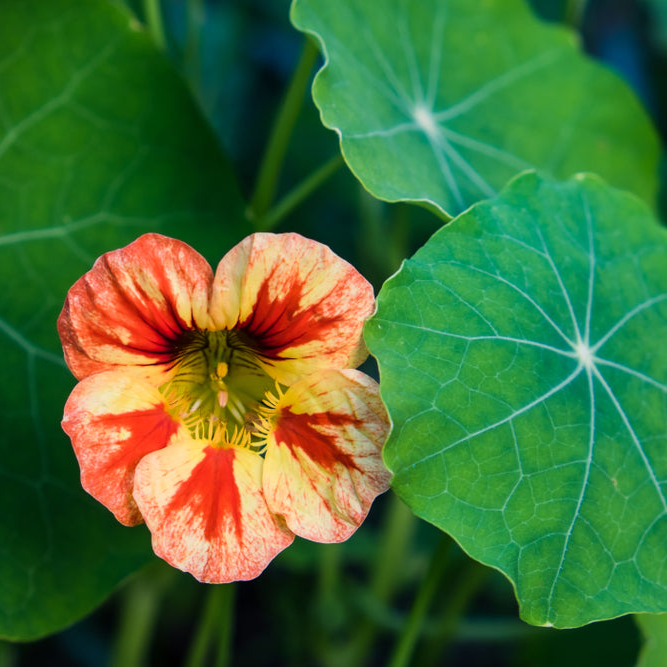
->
[0,0,248,640]
[366,171,667,628]
[291,0,660,216]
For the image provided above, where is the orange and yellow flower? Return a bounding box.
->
[58,232,390,583]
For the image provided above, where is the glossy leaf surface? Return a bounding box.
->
[291,0,659,216]
[0,0,247,639]
[366,172,667,627]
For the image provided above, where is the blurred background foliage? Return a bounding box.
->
[131,0,667,287]
[2,0,665,664]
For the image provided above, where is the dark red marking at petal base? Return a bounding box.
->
[58,234,214,377]
[100,255,191,343]
[238,270,339,359]
[166,447,243,542]
[272,410,362,473]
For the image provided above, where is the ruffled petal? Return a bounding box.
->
[133,437,294,583]
[62,370,183,526]
[209,233,375,384]
[263,369,391,543]
[58,233,214,380]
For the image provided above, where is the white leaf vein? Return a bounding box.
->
[405,365,583,472]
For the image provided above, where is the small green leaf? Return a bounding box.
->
[635,613,667,667]
[0,0,248,640]
[291,0,660,216]
[366,171,667,628]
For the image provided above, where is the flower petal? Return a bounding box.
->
[133,437,294,583]
[58,233,213,380]
[209,233,375,383]
[263,369,391,542]
[62,370,183,526]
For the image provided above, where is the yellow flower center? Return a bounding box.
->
[161,329,277,444]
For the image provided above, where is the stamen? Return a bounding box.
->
[262,382,286,411]
[159,328,277,442]
[224,424,252,450]
[251,381,288,443]
[226,394,247,425]
[188,397,203,415]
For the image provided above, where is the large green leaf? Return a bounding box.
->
[365,171,667,628]
[0,0,247,640]
[291,0,660,217]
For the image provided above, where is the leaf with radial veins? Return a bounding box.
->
[365,171,667,628]
[290,0,660,217]
[0,0,247,640]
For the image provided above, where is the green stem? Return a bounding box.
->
[248,38,319,222]
[184,0,204,90]
[0,642,16,667]
[185,585,236,667]
[347,495,417,667]
[315,542,348,650]
[255,154,344,231]
[369,497,418,602]
[438,563,488,642]
[563,0,587,28]
[387,535,452,667]
[318,541,343,605]
[143,0,167,50]
[388,204,411,274]
[110,569,171,667]
[421,560,489,667]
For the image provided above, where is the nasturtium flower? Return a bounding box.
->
[58,232,390,583]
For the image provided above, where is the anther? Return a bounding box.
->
[217,390,229,408]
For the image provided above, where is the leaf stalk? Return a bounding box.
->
[248,37,319,223]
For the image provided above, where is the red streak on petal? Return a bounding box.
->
[273,410,362,474]
[69,402,181,525]
[166,447,243,542]
[238,270,338,359]
[96,407,180,472]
